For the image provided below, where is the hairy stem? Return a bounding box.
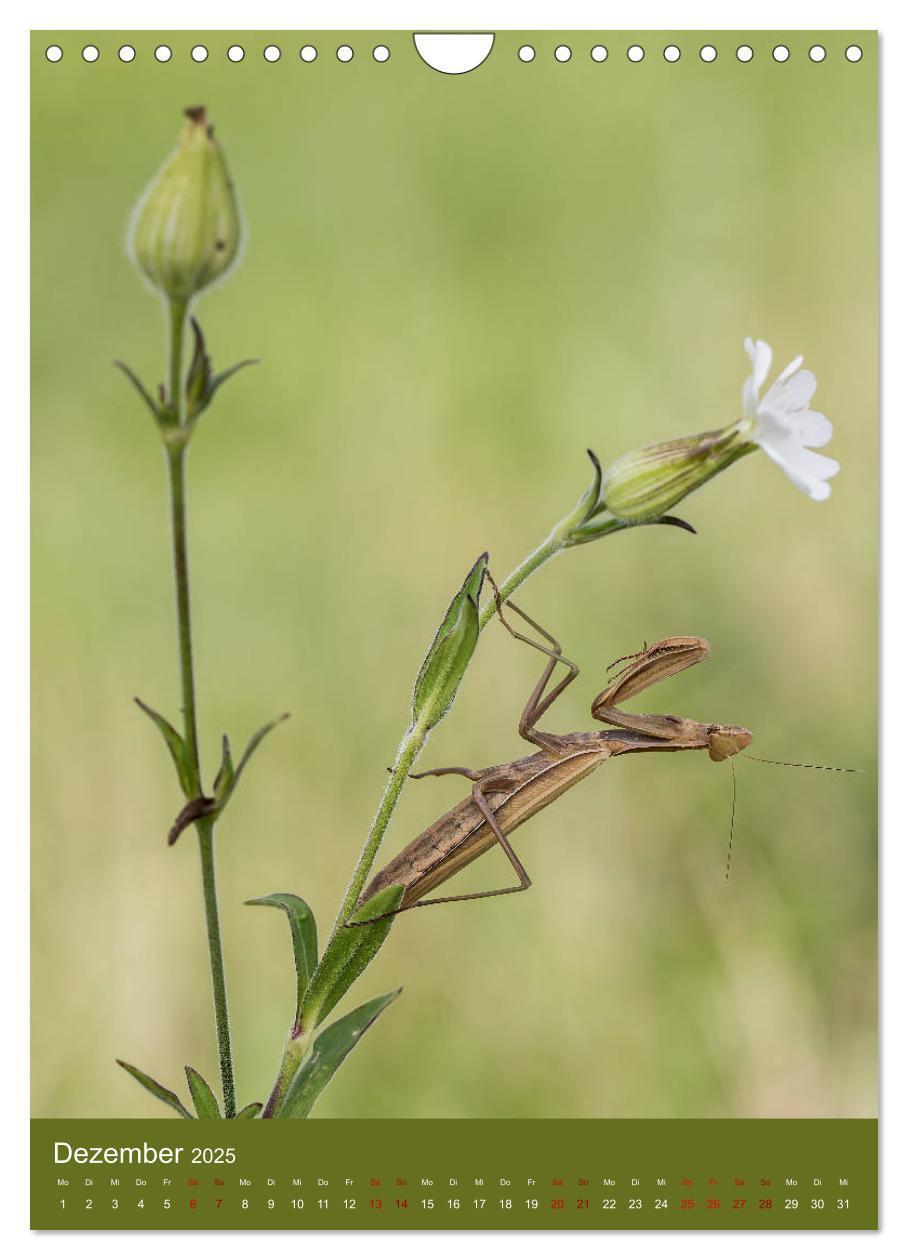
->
[478,528,564,629]
[164,297,236,1117]
[196,817,236,1117]
[166,444,201,787]
[330,722,428,937]
[262,1033,309,1118]
[168,296,188,423]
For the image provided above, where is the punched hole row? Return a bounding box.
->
[45,43,391,64]
[520,43,863,63]
[47,41,864,66]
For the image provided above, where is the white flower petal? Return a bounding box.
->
[791,446,840,482]
[799,448,840,481]
[744,337,772,391]
[751,407,792,448]
[776,354,804,386]
[762,367,818,415]
[738,337,837,499]
[744,338,773,385]
[742,338,773,419]
[757,435,840,499]
[793,409,834,448]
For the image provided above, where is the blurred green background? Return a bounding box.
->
[31,31,876,1120]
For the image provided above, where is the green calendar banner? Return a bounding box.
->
[31,27,877,1235]
[32,1119,877,1229]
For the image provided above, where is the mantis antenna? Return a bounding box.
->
[742,754,860,772]
[723,754,860,883]
[725,760,737,883]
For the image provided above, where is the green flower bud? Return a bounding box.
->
[601,425,754,523]
[411,553,487,733]
[130,106,242,303]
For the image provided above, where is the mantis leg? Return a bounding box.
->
[348,773,532,924]
[591,636,710,743]
[406,765,482,781]
[402,776,533,910]
[493,598,579,753]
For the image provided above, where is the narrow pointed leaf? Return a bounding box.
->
[209,358,258,398]
[213,734,236,803]
[574,448,603,522]
[235,1102,262,1119]
[245,893,318,1026]
[116,1059,192,1119]
[214,713,289,812]
[114,360,165,424]
[278,989,401,1119]
[185,318,212,416]
[301,884,403,1031]
[567,512,697,547]
[185,1065,221,1119]
[655,514,697,534]
[134,697,194,796]
[190,359,258,422]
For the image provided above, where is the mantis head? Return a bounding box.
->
[707,724,753,762]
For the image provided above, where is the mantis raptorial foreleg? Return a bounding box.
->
[591,638,721,750]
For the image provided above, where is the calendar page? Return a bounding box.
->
[30,28,877,1232]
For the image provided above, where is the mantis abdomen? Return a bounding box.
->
[360,744,609,908]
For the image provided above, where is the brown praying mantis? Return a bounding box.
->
[352,600,755,924]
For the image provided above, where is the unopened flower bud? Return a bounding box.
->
[601,425,753,523]
[411,553,487,733]
[130,106,242,303]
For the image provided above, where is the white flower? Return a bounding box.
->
[740,338,840,501]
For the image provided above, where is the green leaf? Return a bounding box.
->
[134,697,194,796]
[185,318,212,416]
[114,360,166,425]
[245,893,318,1027]
[234,1102,262,1119]
[116,1059,192,1119]
[278,989,401,1119]
[182,317,258,424]
[212,734,236,803]
[301,884,404,1031]
[411,553,487,732]
[185,1066,221,1119]
[214,713,289,813]
[567,513,697,547]
[204,359,258,409]
[574,448,603,522]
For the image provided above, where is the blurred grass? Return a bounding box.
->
[31,30,876,1119]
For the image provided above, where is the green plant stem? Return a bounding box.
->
[478,528,564,630]
[196,817,236,1118]
[263,1033,309,1119]
[166,445,201,786]
[330,722,428,937]
[168,296,188,421]
[164,298,236,1118]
